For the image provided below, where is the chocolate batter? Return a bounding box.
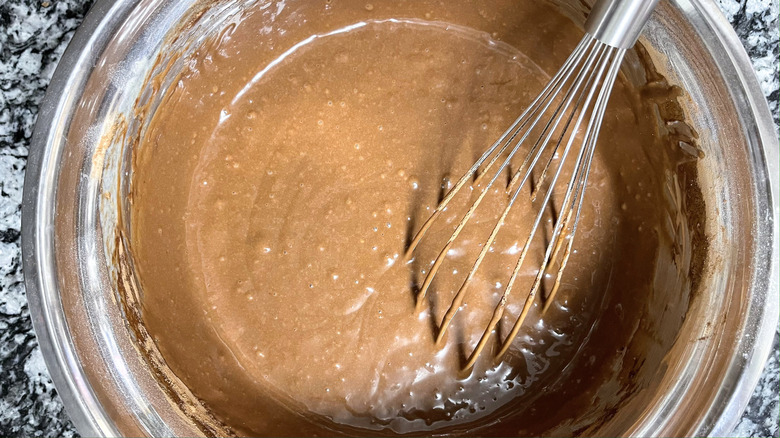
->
[125,0,704,436]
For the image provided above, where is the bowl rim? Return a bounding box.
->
[22,0,142,434]
[21,0,779,436]
[684,1,779,435]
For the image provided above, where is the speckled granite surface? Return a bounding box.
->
[0,0,777,436]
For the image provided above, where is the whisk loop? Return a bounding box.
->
[405,34,627,371]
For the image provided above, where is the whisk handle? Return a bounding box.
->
[585,0,661,49]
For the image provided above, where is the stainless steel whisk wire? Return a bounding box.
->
[404,0,659,371]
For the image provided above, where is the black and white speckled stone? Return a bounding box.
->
[0,0,776,437]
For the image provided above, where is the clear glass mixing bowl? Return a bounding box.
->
[21,0,778,436]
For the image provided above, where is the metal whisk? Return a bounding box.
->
[406,0,660,371]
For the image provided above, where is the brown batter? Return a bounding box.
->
[125,0,704,436]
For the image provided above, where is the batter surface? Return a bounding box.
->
[127,1,703,436]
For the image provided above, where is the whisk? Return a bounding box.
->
[406,0,660,371]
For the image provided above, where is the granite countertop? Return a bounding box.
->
[0,0,777,436]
